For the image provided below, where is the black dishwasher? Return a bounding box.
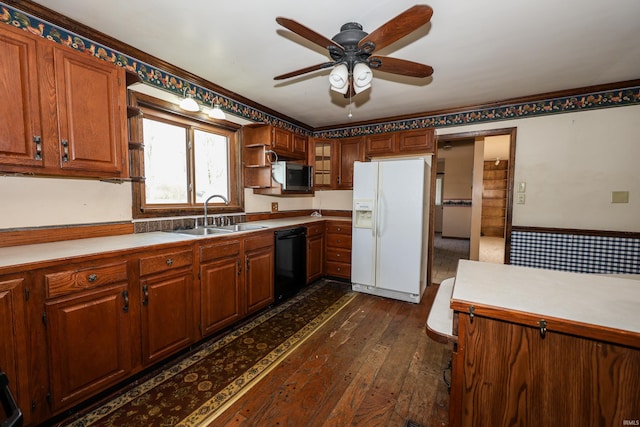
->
[274,227,307,303]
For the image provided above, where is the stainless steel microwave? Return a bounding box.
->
[271,161,313,191]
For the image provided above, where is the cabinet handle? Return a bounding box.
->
[237,260,242,275]
[337,239,342,243]
[87,273,98,282]
[122,290,129,313]
[246,257,250,272]
[33,135,42,160]
[61,139,69,162]
[142,284,149,306]
[166,258,173,266]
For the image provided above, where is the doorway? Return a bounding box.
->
[430,128,516,284]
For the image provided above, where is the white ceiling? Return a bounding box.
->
[32,0,640,128]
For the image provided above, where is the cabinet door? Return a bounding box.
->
[365,133,396,157]
[292,133,307,157]
[306,233,325,284]
[0,276,31,425]
[200,256,242,336]
[140,271,194,365]
[337,137,364,189]
[45,284,132,411]
[312,139,335,188]
[245,238,274,314]
[0,25,43,169]
[272,127,292,153]
[397,129,434,153]
[53,46,126,176]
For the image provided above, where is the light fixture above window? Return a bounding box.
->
[179,87,199,112]
[209,102,226,120]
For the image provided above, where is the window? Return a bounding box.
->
[435,173,444,206]
[132,95,241,218]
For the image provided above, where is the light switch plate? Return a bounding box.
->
[518,182,526,193]
[611,191,629,203]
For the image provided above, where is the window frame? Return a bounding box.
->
[130,92,243,219]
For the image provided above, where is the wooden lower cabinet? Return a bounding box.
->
[306,224,325,283]
[244,233,274,314]
[199,239,243,336]
[325,221,352,279]
[0,275,31,426]
[43,260,132,412]
[138,247,195,366]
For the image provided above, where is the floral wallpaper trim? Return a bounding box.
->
[3,2,639,140]
[315,86,640,139]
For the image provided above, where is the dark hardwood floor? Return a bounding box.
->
[214,284,452,427]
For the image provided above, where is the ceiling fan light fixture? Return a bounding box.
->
[353,62,373,94]
[209,103,226,120]
[179,88,199,112]
[329,64,349,94]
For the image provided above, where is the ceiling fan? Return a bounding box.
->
[274,5,434,97]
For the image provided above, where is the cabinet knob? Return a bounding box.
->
[87,273,98,282]
[166,258,173,266]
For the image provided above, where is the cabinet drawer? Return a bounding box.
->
[326,248,351,263]
[326,222,352,235]
[326,234,352,249]
[200,240,241,263]
[45,261,128,298]
[326,261,351,278]
[139,249,193,277]
[306,224,324,237]
[244,233,273,251]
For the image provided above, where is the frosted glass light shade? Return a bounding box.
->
[209,104,226,119]
[329,64,349,94]
[179,95,199,112]
[353,62,372,94]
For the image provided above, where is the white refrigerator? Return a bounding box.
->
[351,158,431,303]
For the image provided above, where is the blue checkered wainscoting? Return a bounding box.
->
[510,231,640,274]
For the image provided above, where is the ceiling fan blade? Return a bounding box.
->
[274,62,335,80]
[370,56,433,78]
[276,17,344,51]
[359,5,433,52]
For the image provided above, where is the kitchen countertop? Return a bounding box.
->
[452,259,640,336]
[0,216,350,272]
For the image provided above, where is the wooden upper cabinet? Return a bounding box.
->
[397,128,434,153]
[243,124,306,160]
[0,24,128,178]
[0,25,43,169]
[311,138,335,189]
[337,136,364,189]
[365,133,397,156]
[365,129,435,157]
[52,46,127,176]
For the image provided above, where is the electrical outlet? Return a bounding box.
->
[517,193,526,204]
[271,202,279,212]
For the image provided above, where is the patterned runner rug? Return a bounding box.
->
[62,280,355,427]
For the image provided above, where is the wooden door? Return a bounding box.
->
[53,45,126,176]
[292,133,307,157]
[45,284,132,411]
[337,137,364,189]
[0,276,31,425]
[397,129,434,153]
[365,133,396,157]
[140,271,194,365]
[245,234,274,314]
[0,25,43,169]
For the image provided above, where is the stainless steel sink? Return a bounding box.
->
[210,224,267,232]
[170,223,267,236]
[171,227,234,236]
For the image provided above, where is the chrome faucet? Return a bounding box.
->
[202,194,229,227]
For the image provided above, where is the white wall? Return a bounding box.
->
[438,104,640,232]
[0,176,131,228]
[2,105,638,232]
